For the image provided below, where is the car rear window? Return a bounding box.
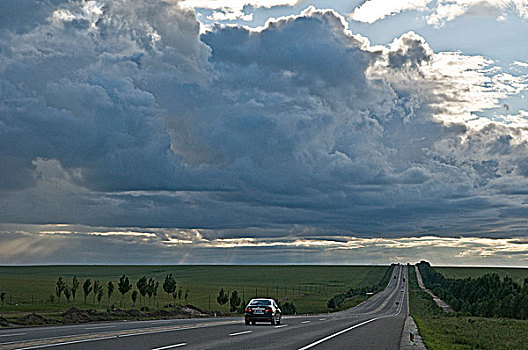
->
[249,299,271,306]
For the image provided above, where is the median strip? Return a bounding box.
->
[15,335,117,350]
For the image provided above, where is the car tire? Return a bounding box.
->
[276,317,281,325]
[245,320,250,325]
[251,321,256,325]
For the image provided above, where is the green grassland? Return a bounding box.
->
[436,267,528,284]
[0,265,388,316]
[409,266,528,349]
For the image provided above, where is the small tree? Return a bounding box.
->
[93,281,99,305]
[147,277,156,305]
[178,287,182,301]
[64,285,71,304]
[171,289,178,307]
[72,276,79,305]
[107,281,115,306]
[217,288,228,308]
[163,274,176,306]
[131,290,138,308]
[229,290,241,313]
[97,283,104,304]
[56,276,66,310]
[83,279,92,305]
[137,276,148,306]
[118,274,132,307]
[153,281,159,307]
[1,290,6,314]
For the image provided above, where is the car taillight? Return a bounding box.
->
[265,307,273,313]
[245,308,252,313]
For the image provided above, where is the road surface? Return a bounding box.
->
[0,265,408,350]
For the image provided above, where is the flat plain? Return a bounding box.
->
[0,265,388,315]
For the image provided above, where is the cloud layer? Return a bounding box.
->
[350,0,528,26]
[1,1,528,263]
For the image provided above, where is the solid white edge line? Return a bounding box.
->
[15,335,117,350]
[229,330,252,336]
[298,318,379,350]
[152,343,187,350]
[0,333,26,337]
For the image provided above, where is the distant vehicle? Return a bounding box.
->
[244,298,282,325]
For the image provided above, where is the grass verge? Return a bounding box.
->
[408,265,528,349]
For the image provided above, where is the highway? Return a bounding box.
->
[0,265,408,350]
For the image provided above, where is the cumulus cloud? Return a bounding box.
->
[1,2,528,263]
[350,0,528,26]
[180,0,301,22]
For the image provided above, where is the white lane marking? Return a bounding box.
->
[84,325,117,330]
[274,325,287,328]
[229,330,252,336]
[152,343,187,350]
[14,336,116,350]
[0,333,26,337]
[318,318,326,321]
[301,321,311,324]
[298,318,378,350]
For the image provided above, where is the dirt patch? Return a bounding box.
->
[16,313,47,325]
[181,305,207,317]
[126,309,145,317]
[0,316,9,327]
[61,307,93,323]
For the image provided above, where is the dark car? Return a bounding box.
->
[244,298,281,325]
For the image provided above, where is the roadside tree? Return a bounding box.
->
[83,279,92,305]
[118,274,132,307]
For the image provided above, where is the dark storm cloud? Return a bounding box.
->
[1,0,528,258]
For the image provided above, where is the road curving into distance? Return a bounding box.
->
[0,265,408,350]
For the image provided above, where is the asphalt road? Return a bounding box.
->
[0,265,408,350]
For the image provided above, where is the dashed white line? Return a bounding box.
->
[274,324,287,328]
[229,330,252,336]
[301,321,311,324]
[15,335,117,350]
[84,325,116,330]
[298,318,379,350]
[152,343,187,350]
[0,333,26,338]
[318,318,326,321]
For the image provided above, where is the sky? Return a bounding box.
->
[1,0,528,266]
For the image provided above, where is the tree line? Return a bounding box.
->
[327,264,396,309]
[54,274,189,310]
[417,261,528,319]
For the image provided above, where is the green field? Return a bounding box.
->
[0,265,388,317]
[436,267,528,284]
[409,265,528,349]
